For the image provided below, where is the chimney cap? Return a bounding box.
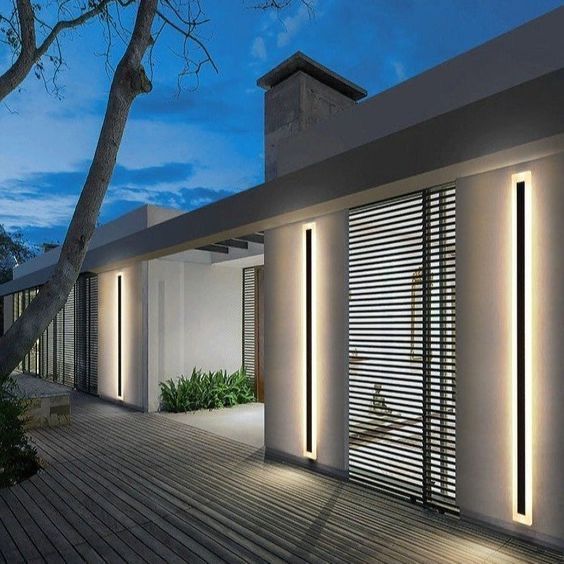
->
[257,51,367,101]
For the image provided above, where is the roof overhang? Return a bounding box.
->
[2,68,564,297]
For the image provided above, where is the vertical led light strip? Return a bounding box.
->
[117,274,123,399]
[512,172,532,525]
[304,223,317,459]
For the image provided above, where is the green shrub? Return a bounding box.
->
[160,367,255,412]
[0,377,40,488]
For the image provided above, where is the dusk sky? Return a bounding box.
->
[1,0,562,246]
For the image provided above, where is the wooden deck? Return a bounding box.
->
[1,392,562,563]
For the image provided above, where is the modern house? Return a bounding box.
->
[2,7,564,552]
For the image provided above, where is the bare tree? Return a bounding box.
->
[0,0,307,379]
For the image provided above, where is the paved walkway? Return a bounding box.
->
[158,403,264,448]
[0,392,562,563]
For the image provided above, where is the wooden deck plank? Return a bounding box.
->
[35,436,280,559]
[68,410,476,561]
[40,465,135,533]
[19,479,86,546]
[9,483,83,561]
[0,495,43,562]
[41,398,560,560]
[0,489,59,559]
[85,408,480,556]
[65,410,410,560]
[1,392,561,564]
[0,516,25,563]
[40,420,340,564]
[71,415,407,564]
[65,454,269,564]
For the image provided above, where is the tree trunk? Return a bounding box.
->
[0,0,157,380]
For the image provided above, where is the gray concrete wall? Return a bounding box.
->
[264,210,348,475]
[276,7,564,177]
[97,262,148,410]
[457,151,564,548]
[265,71,355,180]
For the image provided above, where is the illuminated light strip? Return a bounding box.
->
[304,223,317,460]
[117,274,123,399]
[512,172,532,525]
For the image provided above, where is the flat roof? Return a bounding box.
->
[2,67,564,297]
[257,51,367,101]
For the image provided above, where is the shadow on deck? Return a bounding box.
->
[0,391,562,563]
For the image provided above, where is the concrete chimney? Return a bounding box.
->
[257,51,367,181]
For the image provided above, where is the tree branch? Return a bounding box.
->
[0,0,158,379]
[0,0,123,102]
[156,6,218,73]
[0,0,35,100]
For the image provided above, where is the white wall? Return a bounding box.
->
[147,259,185,412]
[146,258,243,412]
[457,151,564,549]
[264,211,349,475]
[182,262,242,374]
[97,262,148,410]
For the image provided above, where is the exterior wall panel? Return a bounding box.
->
[457,151,564,548]
[97,262,148,410]
[147,259,185,412]
[264,210,349,474]
[146,258,243,412]
[182,262,242,377]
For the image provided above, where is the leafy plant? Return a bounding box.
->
[160,368,255,412]
[0,377,40,488]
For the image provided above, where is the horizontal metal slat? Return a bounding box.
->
[349,184,457,514]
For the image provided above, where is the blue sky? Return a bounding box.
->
[0,0,562,246]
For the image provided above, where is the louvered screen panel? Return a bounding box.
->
[424,188,457,512]
[348,184,457,514]
[46,318,55,380]
[54,306,64,383]
[87,275,99,394]
[63,285,75,387]
[9,275,98,394]
[242,267,257,388]
[75,274,99,394]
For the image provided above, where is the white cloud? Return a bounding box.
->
[0,189,77,230]
[251,36,267,61]
[276,2,314,48]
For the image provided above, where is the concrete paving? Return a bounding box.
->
[12,372,71,398]
[158,402,264,448]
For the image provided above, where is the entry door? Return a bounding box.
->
[348,184,457,513]
[242,266,265,402]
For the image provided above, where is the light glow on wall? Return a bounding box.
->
[304,223,317,460]
[512,171,532,526]
[117,273,123,400]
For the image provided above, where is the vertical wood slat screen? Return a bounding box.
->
[11,274,98,395]
[348,184,457,514]
[242,267,257,388]
[75,275,99,394]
